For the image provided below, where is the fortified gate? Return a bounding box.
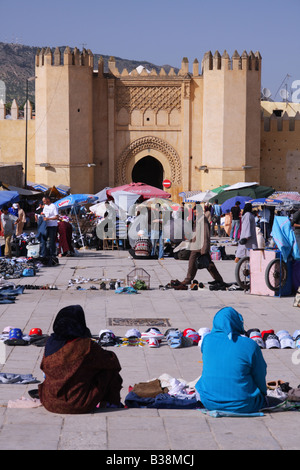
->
[32,47,262,200]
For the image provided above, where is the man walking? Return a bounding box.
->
[174,206,224,289]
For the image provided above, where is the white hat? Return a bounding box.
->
[276,330,294,348]
[249,332,265,349]
[292,329,300,340]
[265,334,280,349]
[99,329,114,338]
[197,327,211,348]
[125,328,141,338]
[137,230,146,237]
[13,203,19,209]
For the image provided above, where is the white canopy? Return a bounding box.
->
[223,182,259,191]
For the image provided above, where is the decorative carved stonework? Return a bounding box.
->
[116,85,181,113]
[116,136,182,185]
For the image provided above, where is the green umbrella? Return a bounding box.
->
[209,185,275,205]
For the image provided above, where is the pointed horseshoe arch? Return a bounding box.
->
[116,136,182,186]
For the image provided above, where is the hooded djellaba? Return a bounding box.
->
[38,305,123,414]
[195,307,267,413]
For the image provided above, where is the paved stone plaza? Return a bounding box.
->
[0,244,299,451]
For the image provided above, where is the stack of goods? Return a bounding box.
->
[96,326,210,349]
[0,258,40,280]
[1,326,49,346]
[246,328,300,349]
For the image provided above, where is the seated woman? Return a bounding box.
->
[38,305,123,414]
[196,307,272,413]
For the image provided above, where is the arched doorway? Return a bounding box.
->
[132,155,163,189]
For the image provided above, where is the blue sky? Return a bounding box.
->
[1,0,299,99]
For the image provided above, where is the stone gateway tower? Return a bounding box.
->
[34,47,262,200]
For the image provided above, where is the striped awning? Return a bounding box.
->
[27,182,70,195]
[56,184,71,195]
[27,181,50,192]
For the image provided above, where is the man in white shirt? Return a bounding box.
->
[41,196,59,258]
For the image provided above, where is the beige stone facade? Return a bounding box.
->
[0,47,299,199]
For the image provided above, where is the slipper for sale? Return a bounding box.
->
[141,328,164,341]
[166,330,182,348]
[267,380,286,390]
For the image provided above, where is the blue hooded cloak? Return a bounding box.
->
[195,307,267,413]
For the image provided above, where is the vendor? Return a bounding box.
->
[196,307,279,413]
[38,305,123,414]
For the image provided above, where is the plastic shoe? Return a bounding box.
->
[183,328,200,344]
[148,337,160,348]
[170,279,182,287]
[174,283,188,290]
[166,330,183,348]
[141,328,164,341]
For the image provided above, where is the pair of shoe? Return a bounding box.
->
[141,328,164,347]
[165,329,182,348]
[170,279,188,290]
[208,281,227,291]
[170,279,182,287]
[190,280,204,290]
[174,283,188,290]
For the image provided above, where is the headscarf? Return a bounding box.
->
[210,306,246,341]
[45,305,91,357]
[243,203,253,215]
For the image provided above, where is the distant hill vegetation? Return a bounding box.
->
[0,42,178,108]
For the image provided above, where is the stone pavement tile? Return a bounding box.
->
[59,413,108,450]
[107,414,171,450]
[0,408,63,450]
[263,411,300,450]
[207,416,282,450]
[159,412,219,450]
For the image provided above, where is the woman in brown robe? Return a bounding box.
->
[38,305,123,414]
[57,216,74,257]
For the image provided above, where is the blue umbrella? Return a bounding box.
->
[221,196,250,214]
[54,194,99,210]
[247,197,283,206]
[0,191,20,209]
[54,194,99,248]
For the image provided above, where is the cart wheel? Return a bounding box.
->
[235,256,250,291]
[265,258,288,292]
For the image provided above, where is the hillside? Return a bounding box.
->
[0,42,178,108]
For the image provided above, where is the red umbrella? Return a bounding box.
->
[106,182,171,200]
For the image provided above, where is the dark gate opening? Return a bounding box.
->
[132,156,163,189]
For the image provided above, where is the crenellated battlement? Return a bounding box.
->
[0,98,33,120]
[262,110,300,132]
[202,50,261,72]
[35,46,94,67]
[105,56,196,78]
